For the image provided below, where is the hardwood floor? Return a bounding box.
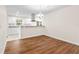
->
[4,35,79,54]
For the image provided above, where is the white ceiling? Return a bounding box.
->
[6,5,67,17]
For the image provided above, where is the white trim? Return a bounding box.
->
[46,34,79,45]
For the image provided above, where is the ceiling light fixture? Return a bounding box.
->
[35,5,44,21]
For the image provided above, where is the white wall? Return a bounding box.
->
[21,27,46,38]
[7,6,79,45]
[0,6,7,53]
[7,27,21,41]
[7,26,46,41]
[45,6,79,45]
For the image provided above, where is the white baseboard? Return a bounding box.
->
[7,34,79,46]
[46,34,79,45]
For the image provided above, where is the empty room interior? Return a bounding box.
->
[0,5,79,54]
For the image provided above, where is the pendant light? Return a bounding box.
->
[35,5,44,26]
[35,5,44,21]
